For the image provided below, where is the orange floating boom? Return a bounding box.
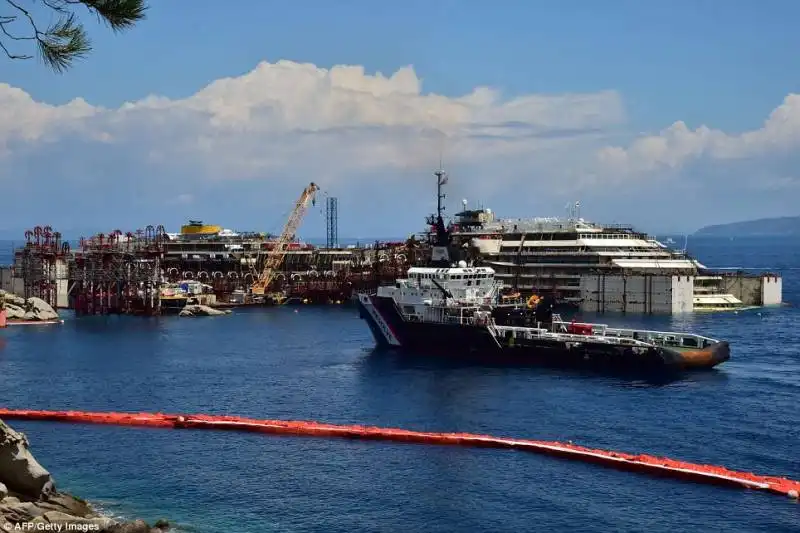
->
[0,408,797,501]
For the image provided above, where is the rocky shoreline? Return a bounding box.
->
[0,291,60,322]
[1,419,169,532]
[178,304,232,317]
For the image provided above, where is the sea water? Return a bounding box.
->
[0,236,798,532]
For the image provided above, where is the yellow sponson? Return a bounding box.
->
[180,223,221,235]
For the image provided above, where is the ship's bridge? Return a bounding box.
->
[406,265,496,286]
[377,263,500,306]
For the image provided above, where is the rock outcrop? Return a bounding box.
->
[0,419,169,532]
[0,420,54,498]
[178,304,231,317]
[0,291,60,322]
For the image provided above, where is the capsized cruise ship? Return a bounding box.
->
[161,220,346,283]
[441,202,782,314]
[158,220,417,302]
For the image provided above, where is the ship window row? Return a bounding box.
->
[489,232,636,240]
[578,234,633,239]
[499,247,662,254]
[411,273,492,281]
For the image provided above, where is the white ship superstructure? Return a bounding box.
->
[446,206,782,314]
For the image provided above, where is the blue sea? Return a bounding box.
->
[0,236,798,532]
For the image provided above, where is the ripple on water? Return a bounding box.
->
[0,239,798,533]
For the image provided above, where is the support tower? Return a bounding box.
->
[326,196,339,249]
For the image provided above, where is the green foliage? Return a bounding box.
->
[0,0,147,73]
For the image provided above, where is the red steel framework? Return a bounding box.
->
[68,225,166,315]
[276,242,425,303]
[11,227,433,313]
[160,240,429,305]
[15,225,70,309]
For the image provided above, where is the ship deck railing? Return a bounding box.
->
[400,303,720,350]
[426,311,719,349]
[550,318,720,348]
[490,321,716,349]
[490,324,657,347]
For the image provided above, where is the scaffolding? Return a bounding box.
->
[68,225,166,315]
[14,226,70,309]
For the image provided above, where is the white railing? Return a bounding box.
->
[491,323,670,348]
[550,318,719,347]
[392,298,718,350]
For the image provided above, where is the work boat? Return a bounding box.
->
[356,263,730,372]
[356,168,730,373]
[358,170,730,371]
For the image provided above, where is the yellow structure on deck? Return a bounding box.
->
[251,182,320,296]
[180,221,222,235]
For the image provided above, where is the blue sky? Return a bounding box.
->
[1,0,799,240]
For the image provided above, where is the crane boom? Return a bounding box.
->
[251,182,320,296]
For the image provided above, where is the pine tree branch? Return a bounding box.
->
[1,0,147,73]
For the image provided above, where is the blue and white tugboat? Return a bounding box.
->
[357,170,730,373]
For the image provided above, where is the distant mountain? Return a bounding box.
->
[694,216,800,237]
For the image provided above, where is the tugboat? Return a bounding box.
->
[356,169,730,373]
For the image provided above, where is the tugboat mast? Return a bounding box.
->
[435,168,446,221]
[427,168,452,265]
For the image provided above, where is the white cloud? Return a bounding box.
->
[593,94,800,179]
[0,59,624,181]
[1,59,799,235]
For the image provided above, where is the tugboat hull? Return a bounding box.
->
[357,294,729,372]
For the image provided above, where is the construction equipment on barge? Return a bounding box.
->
[251,182,320,302]
[1,407,797,501]
[3,185,424,313]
